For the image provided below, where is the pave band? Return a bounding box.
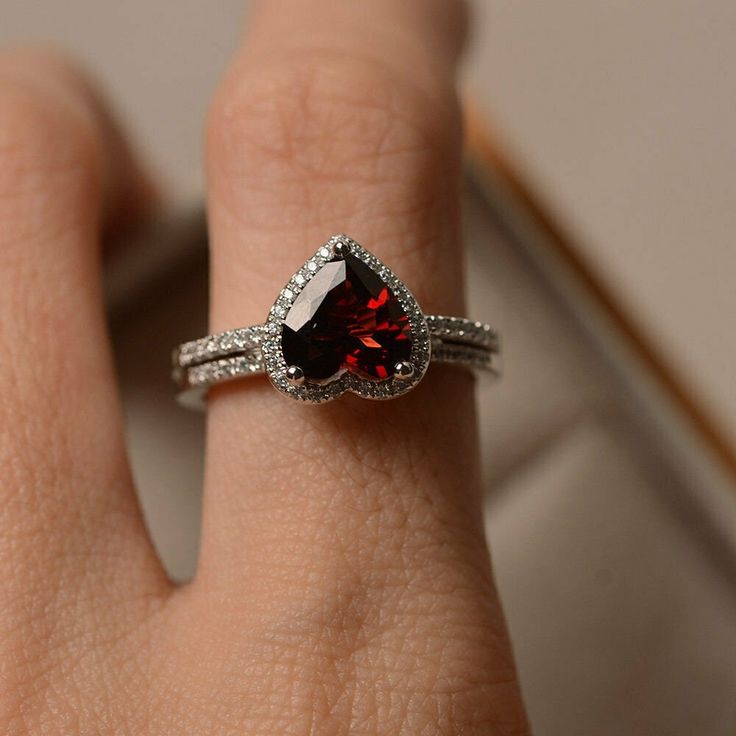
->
[172,235,501,408]
[174,316,500,407]
[176,316,498,369]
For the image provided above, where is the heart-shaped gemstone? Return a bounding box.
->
[281,252,412,382]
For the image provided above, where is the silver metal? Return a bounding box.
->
[332,240,351,258]
[176,316,498,370]
[286,365,305,386]
[173,234,500,408]
[393,360,415,380]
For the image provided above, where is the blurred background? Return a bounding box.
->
[2,2,735,735]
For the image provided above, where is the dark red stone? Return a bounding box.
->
[281,253,412,382]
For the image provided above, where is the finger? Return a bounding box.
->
[204,0,473,562]
[198,3,527,729]
[204,0,490,567]
[201,0,527,713]
[0,48,168,677]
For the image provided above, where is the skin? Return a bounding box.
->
[0,1,530,733]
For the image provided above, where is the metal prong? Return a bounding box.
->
[286,365,305,386]
[332,240,351,258]
[393,360,415,380]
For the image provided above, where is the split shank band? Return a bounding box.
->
[172,235,500,409]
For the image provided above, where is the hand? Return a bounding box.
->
[0,1,529,733]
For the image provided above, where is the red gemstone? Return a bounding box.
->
[281,253,412,382]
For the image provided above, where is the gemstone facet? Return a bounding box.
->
[281,252,412,382]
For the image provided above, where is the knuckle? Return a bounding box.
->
[207,50,459,222]
[0,73,101,258]
[0,69,100,207]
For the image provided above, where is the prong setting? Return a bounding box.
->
[285,365,305,386]
[332,240,351,259]
[393,360,415,380]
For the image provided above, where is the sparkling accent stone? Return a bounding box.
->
[281,253,412,382]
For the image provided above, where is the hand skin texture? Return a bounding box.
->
[0,1,529,734]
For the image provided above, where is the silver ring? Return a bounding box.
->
[172,235,500,408]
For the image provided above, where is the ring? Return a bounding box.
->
[172,235,500,408]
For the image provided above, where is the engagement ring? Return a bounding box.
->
[173,235,500,408]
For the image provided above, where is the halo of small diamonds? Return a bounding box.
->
[260,235,431,403]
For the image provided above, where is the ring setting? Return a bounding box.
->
[173,235,500,407]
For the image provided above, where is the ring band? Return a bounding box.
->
[172,235,500,408]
